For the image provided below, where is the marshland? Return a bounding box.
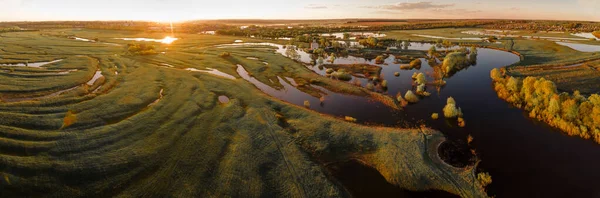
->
[1,8,600,198]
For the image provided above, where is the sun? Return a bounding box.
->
[161,36,178,44]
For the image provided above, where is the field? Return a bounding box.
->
[0,29,489,197]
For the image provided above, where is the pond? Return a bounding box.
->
[321,32,386,39]
[186,68,236,80]
[0,59,63,68]
[412,34,484,41]
[227,42,600,197]
[571,32,598,40]
[555,41,600,52]
[115,36,178,44]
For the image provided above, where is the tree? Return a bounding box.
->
[329,53,336,63]
[405,91,419,103]
[415,73,427,85]
[61,110,77,129]
[285,46,300,61]
[375,55,385,64]
[561,99,579,121]
[410,59,422,69]
[490,68,503,81]
[443,97,460,118]
[477,172,492,187]
[428,45,437,57]
[343,32,350,40]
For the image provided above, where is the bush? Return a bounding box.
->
[415,73,427,85]
[375,55,385,64]
[431,113,439,120]
[477,172,492,187]
[332,71,352,81]
[62,110,77,129]
[325,68,334,74]
[219,52,231,57]
[366,83,375,90]
[593,31,600,39]
[381,80,388,88]
[410,59,422,69]
[490,68,503,81]
[443,97,460,118]
[127,43,158,55]
[345,116,357,122]
[443,52,469,74]
[304,100,310,108]
[394,72,400,77]
[405,90,419,103]
[458,117,466,127]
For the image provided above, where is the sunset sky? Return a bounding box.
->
[0,0,598,22]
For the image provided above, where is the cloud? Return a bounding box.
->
[433,8,482,15]
[305,4,327,9]
[364,1,454,10]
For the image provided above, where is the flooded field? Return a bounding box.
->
[224,42,600,197]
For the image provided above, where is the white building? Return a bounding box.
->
[310,40,319,50]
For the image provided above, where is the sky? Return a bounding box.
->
[0,0,598,22]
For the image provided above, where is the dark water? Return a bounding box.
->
[328,160,460,198]
[233,43,600,198]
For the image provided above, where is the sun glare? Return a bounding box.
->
[161,36,178,44]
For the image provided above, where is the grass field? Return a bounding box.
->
[0,29,489,197]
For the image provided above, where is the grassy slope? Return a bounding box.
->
[0,29,487,197]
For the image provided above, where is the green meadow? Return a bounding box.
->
[0,29,490,197]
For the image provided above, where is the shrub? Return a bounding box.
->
[62,110,77,129]
[381,80,388,88]
[467,135,473,144]
[332,71,352,81]
[431,113,439,120]
[428,46,437,57]
[415,73,427,85]
[394,72,400,77]
[400,65,412,70]
[477,172,492,187]
[442,52,469,74]
[127,43,158,55]
[325,68,334,74]
[405,90,419,103]
[219,52,231,57]
[366,83,375,90]
[304,100,310,108]
[458,117,466,127]
[490,68,503,81]
[345,116,357,122]
[375,55,385,64]
[411,72,418,79]
[410,59,422,69]
[443,97,460,118]
[593,31,600,39]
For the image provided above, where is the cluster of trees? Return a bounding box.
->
[442,46,477,76]
[491,68,600,143]
[482,20,600,33]
[0,26,34,33]
[593,31,600,40]
[126,43,157,55]
[213,21,491,38]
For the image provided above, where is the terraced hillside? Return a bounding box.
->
[0,30,487,197]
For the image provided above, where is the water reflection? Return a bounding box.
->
[185,68,236,80]
[555,41,600,52]
[116,36,178,44]
[0,59,63,68]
